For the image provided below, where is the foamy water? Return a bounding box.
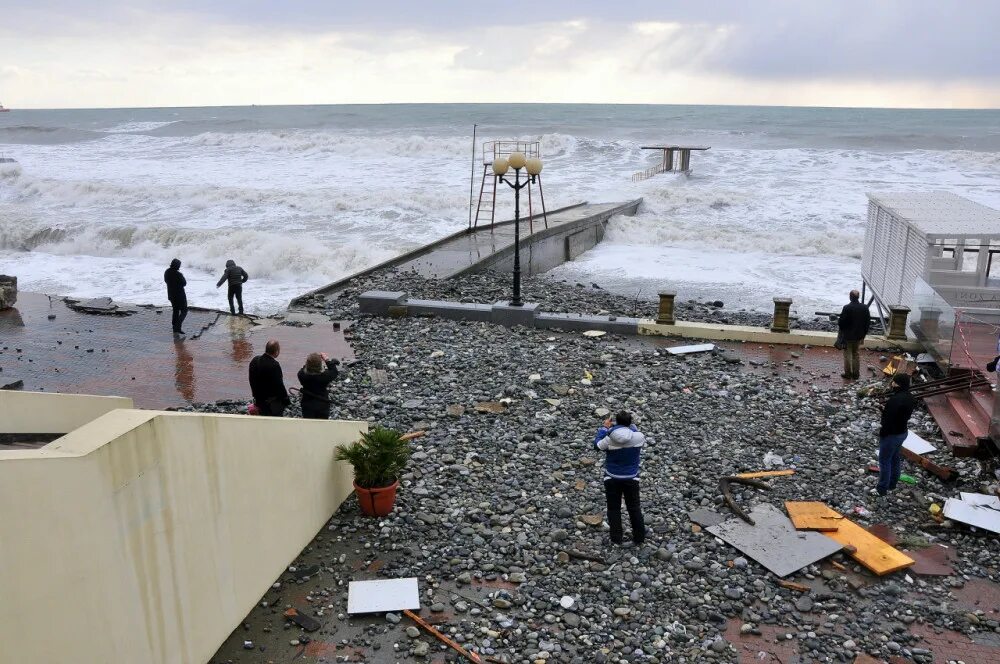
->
[1,104,998,313]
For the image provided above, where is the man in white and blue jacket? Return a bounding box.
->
[594,411,646,545]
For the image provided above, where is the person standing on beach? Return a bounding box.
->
[875,373,916,497]
[163,258,188,335]
[216,259,249,315]
[593,411,646,546]
[297,352,339,419]
[838,289,870,379]
[249,339,290,416]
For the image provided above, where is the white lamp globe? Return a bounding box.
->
[492,157,509,176]
[508,151,526,169]
[525,158,543,176]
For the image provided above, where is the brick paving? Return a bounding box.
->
[0,292,352,409]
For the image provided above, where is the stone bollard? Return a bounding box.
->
[657,292,676,325]
[770,297,792,333]
[0,275,16,310]
[887,305,911,341]
[918,307,941,342]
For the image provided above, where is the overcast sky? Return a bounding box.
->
[2,1,998,109]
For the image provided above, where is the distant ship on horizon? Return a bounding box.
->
[0,102,9,112]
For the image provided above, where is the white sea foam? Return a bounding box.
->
[2,105,998,313]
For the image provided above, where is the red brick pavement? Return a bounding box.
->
[910,623,1000,664]
[0,292,352,408]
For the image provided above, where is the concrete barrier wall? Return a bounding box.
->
[0,389,134,433]
[0,407,366,664]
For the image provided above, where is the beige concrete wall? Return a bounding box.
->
[638,320,923,352]
[0,407,366,664]
[0,389,134,433]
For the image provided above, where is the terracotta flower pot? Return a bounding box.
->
[354,479,399,517]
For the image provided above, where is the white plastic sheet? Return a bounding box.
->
[347,578,421,614]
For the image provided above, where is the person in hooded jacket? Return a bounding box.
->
[297,352,339,419]
[216,259,249,315]
[594,411,647,545]
[163,258,188,334]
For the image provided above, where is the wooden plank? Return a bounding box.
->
[735,469,795,479]
[787,502,914,576]
[777,580,810,593]
[785,501,844,532]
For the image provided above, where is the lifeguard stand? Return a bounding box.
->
[472,140,548,232]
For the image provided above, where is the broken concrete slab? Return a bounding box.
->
[347,578,420,614]
[706,504,843,578]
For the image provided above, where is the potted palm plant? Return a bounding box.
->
[335,426,411,517]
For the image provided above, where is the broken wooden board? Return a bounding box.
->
[706,504,843,578]
[785,501,845,532]
[736,469,795,480]
[347,578,420,614]
[666,343,715,355]
[787,503,914,575]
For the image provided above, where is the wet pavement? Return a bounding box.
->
[0,292,353,409]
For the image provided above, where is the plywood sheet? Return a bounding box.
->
[706,504,843,578]
[785,501,844,532]
[787,502,914,575]
[347,578,421,614]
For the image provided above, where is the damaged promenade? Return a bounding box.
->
[206,277,1000,664]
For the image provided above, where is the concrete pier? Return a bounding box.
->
[291,200,641,308]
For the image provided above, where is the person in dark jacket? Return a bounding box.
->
[593,411,646,545]
[297,352,339,419]
[248,339,289,416]
[216,259,249,315]
[838,290,870,379]
[876,373,916,496]
[163,258,188,335]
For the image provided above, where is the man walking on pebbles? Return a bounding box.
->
[594,411,646,546]
[217,258,249,315]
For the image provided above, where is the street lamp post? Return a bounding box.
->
[493,151,543,307]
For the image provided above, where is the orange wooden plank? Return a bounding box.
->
[785,501,844,532]
[787,502,913,576]
[735,469,795,479]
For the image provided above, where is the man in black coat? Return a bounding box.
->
[249,339,290,416]
[876,373,916,496]
[838,289,870,379]
[163,258,188,335]
[216,259,249,315]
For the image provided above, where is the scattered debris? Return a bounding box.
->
[283,608,320,632]
[718,475,771,525]
[474,401,506,414]
[785,501,844,532]
[706,504,844,578]
[735,469,795,480]
[787,502,914,575]
[762,451,784,468]
[901,448,959,482]
[777,580,811,593]
[582,330,606,338]
[346,578,420,614]
[943,493,1000,534]
[903,430,936,455]
[404,609,483,663]
[665,343,715,355]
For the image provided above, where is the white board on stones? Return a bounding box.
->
[959,492,1000,509]
[903,430,936,455]
[347,578,421,614]
[706,504,843,577]
[666,343,715,355]
[943,498,1000,534]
